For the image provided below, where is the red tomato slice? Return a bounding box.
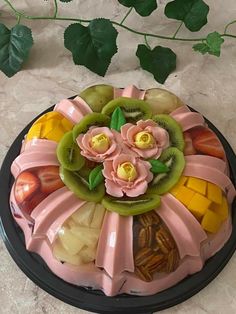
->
[37,166,64,194]
[192,128,225,159]
[15,171,40,204]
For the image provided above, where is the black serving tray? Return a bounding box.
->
[0,104,236,314]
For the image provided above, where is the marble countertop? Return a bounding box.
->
[1,0,236,313]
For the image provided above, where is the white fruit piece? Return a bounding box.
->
[67,218,77,229]
[144,88,184,114]
[71,202,96,226]
[70,226,100,247]
[53,240,83,266]
[79,246,96,263]
[58,227,85,255]
[90,203,106,229]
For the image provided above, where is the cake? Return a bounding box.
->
[10,85,236,296]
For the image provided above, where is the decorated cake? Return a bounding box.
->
[10,85,236,296]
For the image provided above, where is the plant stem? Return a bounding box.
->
[224,20,236,34]
[144,35,151,49]
[120,7,132,25]
[2,0,236,42]
[173,21,183,38]
[53,0,58,18]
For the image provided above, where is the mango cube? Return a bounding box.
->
[170,176,188,196]
[201,210,222,233]
[174,186,195,207]
[188,193,211,218]
[210,196,228,221]
[207,182,222,204]
[186,177,207,195]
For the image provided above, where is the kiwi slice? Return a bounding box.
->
[148,147,185,195]
[60,166,105,202]
[73,113,110,141]
[102,194,161,216]
[101,97,152,123]
[57,131,85,171]
[79,84,114,113]
[153,114,185,151]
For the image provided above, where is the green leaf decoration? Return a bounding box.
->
[193,32,224,57]
[89,165,104,191]
[110,107,126,131]
[136,45,176,84]
[64,19,118,76]
[165,0,209,32]
[149,159,169,174]
[118,0,157,17]
[60,0,73,2]
[0,23,33,77]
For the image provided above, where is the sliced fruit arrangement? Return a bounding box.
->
[185,126,226,159]
[79,84,114,113]
[102,97,152,123]
[170,176,229,233]
[133,211,180,282]
[148,147,185,195]
[53,202,105,266]
[14,166,64,215]
[26,111,73,143]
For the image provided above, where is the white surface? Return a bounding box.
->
[0,0,236,313]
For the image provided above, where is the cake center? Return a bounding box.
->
[90,133,110,153]
[117,162,138,182]
[134,131,154,149]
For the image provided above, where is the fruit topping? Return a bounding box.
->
[102,97,152,123]
[148,147,185,195]
[57,131,85,171]
[170,176,229,233]
[15,171,40,204]
[37,166,64,194]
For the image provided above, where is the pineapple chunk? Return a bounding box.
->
[53,240,83,266]
[207,182,222,205]
[72,202,96,226]
[79,246,96,263]
[58,227,85,255]
[188,193,211,218]
[70,226,100,247]
[186,177,207,195]
[201,210,222,233]
[90,204,105,229]
[174,186,195,207]
[61,117,73,132]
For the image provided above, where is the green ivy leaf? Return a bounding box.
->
[193,32,224,57]
[136,45,176,84]
[149,159,169,174]
[89,165,104,191]
[118,0,157,17]
[165,0,209,32]
[0,23,33,77]
[110,107,126,131]
[64,19,118,76]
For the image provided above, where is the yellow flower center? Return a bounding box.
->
[91,133,110,153]
[134,131,155,149]
[117,162,137,182]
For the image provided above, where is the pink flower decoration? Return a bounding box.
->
[103,154,153,197]
[77,127,121,162]
[121,120,170,159]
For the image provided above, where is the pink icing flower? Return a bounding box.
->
[103,154,153,197]
[77,127,122,162]
[121,120,169,159]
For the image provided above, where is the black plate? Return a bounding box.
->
[0,105,236,314]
